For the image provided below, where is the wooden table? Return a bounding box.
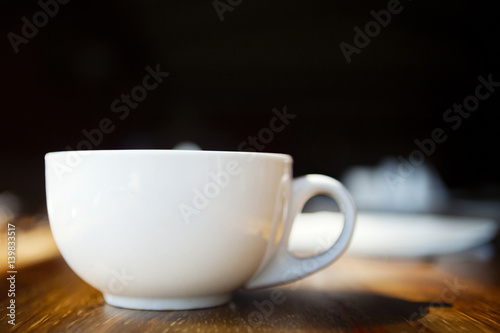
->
[2,249,500,332]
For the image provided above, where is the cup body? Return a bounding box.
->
[45,150,292,309]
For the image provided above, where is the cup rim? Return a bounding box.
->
[45,149,293,161]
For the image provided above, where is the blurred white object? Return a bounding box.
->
[342,158,449,212]
[289,211,499,258]
[0,191,21,226]
[173,141,201,150]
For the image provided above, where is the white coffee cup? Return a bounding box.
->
[45,150,356,310]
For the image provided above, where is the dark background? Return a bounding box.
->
[1,0,499,213]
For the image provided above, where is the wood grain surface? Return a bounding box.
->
[2,252,500,332]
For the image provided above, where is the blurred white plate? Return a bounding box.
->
[289,211,499,258]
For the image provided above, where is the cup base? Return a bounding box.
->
[103,293,232,310]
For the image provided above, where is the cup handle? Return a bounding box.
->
[244,174,356,289]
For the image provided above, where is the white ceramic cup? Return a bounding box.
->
[45,150,356,310]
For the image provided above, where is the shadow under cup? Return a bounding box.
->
[45,150,356,310]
